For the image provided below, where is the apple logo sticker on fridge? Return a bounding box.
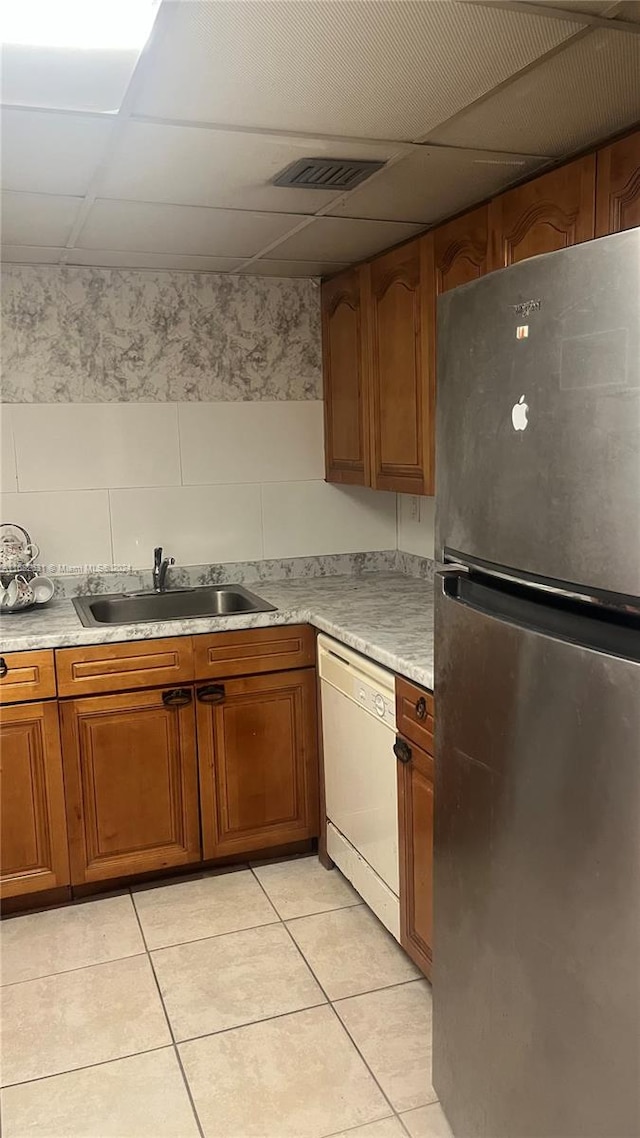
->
[512,394,529,431]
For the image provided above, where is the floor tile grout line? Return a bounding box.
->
[249,866,401,1124]
[129,890,207,1138]
[0,950,148,989]
[278,899,366,922]
[176,998,331,1046]
[328,975,430,1004]
[319,1111,397,1138]
[143,915,283,955]
[0,1044,173,1091]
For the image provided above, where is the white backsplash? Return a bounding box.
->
[397,494,436,561]
[1,266,435,572]
[0,265,402,571]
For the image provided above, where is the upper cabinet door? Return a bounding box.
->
[595,131,640,237]
[322,267,369,485]
[368,240,434,495]
[432,204,489,294]
[489,154,596,270]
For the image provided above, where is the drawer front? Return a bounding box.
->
[0,650,56,704]
[56,637,194,697]
[396,676,434,754]
[193,625,315,679]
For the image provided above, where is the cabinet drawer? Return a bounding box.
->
[0,650,56,704]
[193,625,315,679]
[396,676,434,754]
[56,637,194,697]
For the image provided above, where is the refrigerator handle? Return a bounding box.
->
[437,564,470,592]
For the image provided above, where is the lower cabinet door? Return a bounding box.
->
[397,735,434,977]
[0,700,70,898]
[60,688,201,884]
[196,669,319,859]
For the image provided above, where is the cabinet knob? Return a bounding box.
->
[162,688,192,707]
[415,696,427,721]
[393,737,412,764]
[0,657,7,678]
[196,683,226,704]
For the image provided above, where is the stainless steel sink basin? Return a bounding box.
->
[72,585,276,627]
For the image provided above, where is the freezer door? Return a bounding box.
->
[435,228,640,599]
[433,575,640,1138]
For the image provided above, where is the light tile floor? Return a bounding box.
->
[0,856,453,1138]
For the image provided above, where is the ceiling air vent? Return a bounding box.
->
[273,157,386,191]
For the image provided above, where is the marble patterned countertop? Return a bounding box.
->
[0,572,436,690]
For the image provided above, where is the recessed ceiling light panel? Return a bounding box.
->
[0,0,157,50]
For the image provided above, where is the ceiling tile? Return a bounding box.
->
[329,146,549,223]
[613,0,640,19]
[427,29,640,157]
[239,259,349,278]
[0,44,139,113]
[0,245,64,264]
[0,191,82,247]
[268,217,424,263]
[133,0,582,141]
[0,109,114,196]
[75,199,305,257]
[99,121,402,213]
[548,1,619,12]
[553,0,640,15]
[65,249,245,272]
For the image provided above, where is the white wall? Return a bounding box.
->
[397,494,436,561]
[0,401,397,571]
[0,264,398,571]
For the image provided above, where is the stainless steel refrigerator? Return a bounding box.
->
[433,229,640,1138]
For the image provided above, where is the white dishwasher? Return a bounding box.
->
[318,634,400,940]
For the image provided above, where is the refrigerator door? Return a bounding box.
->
[435,229,640,599]
[433,574,640,1138]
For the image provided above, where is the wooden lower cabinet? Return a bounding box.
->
[0,700,70,898]
[197,668,319,859]
[397,734,434,978]
[60,687,201,885]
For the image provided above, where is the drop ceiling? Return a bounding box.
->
[1,0,639,277]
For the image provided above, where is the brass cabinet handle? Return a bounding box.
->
[0,657,7,678]
[162,688,192,707]
[393,737,412,764]
[196,683,226,705]
[415,696,427,721]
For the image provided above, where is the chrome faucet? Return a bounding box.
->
[153,546,175,592]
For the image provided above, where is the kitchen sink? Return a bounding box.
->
[72,585,276,627]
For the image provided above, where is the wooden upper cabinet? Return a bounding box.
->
[489,154,596,270]
[431,204,489,294]
[322,267,369,485]
[0,701,70,898]
[596,131,640,236]
[368,240,434,495]
[197,668,319,860]
[60,687,201,885]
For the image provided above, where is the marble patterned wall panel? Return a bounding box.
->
[1,265,322,402]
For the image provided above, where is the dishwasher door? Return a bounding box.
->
[318,635,398,895]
